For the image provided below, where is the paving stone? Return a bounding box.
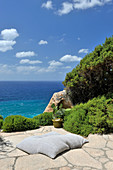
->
[1,127,113,170]
[103,135,109,140]
[15,154,68,170]
[83,168,91,170]
[0,143,14,153]
[83,148,104,157]
[7,148,27,157]
[0,155,7,159]
[48,126,69,135]
[106,150,113,160]
[68,164,73,167]
[63,149,102,169]
[105,161,113,170]
[108,135,113,141]
[72,167,82,170]
[102,148,110,151]
[59,167,71,170]
[84,134,106,149]
[0,131,25,137]
[5,134,31,146]
[0,157,15,170]
[26,127,44,134]
[107,141,113,149]
[99,157,109,163]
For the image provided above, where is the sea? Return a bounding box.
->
[0,81,64,119]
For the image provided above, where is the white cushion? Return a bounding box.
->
[16,132,88,158]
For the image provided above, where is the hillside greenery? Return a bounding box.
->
[63,36,113,104]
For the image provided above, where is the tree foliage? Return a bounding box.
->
[63,36,113,104]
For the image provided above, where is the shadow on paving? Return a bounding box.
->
[0,136,13,153]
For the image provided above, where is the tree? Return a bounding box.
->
[63,36,113,105]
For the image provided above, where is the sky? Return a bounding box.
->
[0,0,113,81]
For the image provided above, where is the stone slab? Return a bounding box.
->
[105,161,113,170]
[63,149,102,169]
[84,134,106,149]
[0,158,15,170]
[15,154,68,170]
[106,150,113,160]
[107,141,113,149]
[7,148,27,157]
[83,148,104,157]
[5,134,31,146]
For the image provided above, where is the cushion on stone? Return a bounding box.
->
[16,131,88,158]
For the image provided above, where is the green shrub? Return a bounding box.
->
[64,108,72,122]
[0,119,3,129]
[63,96,113,136]
[0,115,3,120]
[3,115,39,132]
[63,36,113,105]
[33,112,53,126]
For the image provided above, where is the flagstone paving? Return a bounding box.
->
[0,126,113,170]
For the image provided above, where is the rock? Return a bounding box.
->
[44,90,73,112]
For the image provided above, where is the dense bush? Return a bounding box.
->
[0,115,3,120]
[3,115,39,132]
[63,36,113,104]
[33,112,53,126]
[64,108,72,122]
[0,119,3,129]
[63,96,113,136]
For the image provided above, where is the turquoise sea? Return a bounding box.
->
[0,81,64,119]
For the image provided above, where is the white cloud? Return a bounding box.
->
[38,40,48,45]
[73,0,112,10]
[0,28,19,52]
[16,66,37,73]
[48,60,63,68]
[0,64,13,74]
[42,1,53,9]
[1,28,19,40]
[16,51,36,58]
[58,2,73,15]
[60,54,82,62]
[20,59,42,64]
[0,40,16,52]
[78,48,89,53]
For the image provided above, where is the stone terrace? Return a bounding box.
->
[0,126,113,170]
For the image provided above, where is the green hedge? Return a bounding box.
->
[33,112,53,126]
[63,96,113,136]
[0,119,3,129]
[3,115,39,132]
[63,36,113,105]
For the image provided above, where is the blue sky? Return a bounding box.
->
[0,0,113,81]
